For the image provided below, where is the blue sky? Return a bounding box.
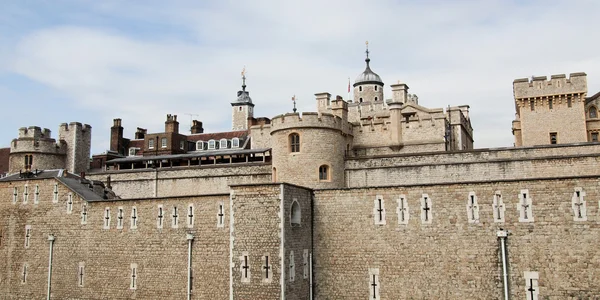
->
[1,0,599,153]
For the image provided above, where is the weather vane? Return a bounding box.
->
[292,95,297,113]
[365,40,369,58]
[241,66,247,91]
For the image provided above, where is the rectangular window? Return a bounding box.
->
[81,204,88,225]
[172,206,179,228]
[128,148,137,156]
[53,184,59,203]
[78,262,85,287]
[240,252,250,283]
[232,138,240,148]
[21,264,28,284]
[548,99,553,109]
[196,141,204,151]
[23,185,28,204]
[187,204,194,228]
[549,132,557,144]
[303,249,309,279]
[262,255,272,283]
[24,225,31,248]
[369,268,380,300]
[161,137,167,148]
[103,207,111,229]
[217,201,225,228]
[208,140,216,150]
[592,132,598,142]
[66,193,73,214]
[157,205,164,229]
[130,263,138,290]
[130,207,138,229]
[567,97,572,107]
[148,139,155,149]
[117,207,124,229]
[13,187,18,204]
[180,140,185,150]
[220,139,228,149]
[34,185,39,204]
[289,251,295,282]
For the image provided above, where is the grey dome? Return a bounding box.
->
[236,90,252,104]
[354,58,383,87]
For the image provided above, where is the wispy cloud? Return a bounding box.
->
[1,0,600,152]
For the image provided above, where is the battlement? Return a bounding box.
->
[18,126,52,139]
[270,112,353,135]
[513,72,587,99]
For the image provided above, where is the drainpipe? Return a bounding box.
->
[497,230,509,300]
[47,234,55,300]
[309,252,313,300]
[187,233,194,300]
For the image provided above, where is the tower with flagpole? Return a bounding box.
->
[231,66,255,130]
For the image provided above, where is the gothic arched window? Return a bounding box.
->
[589,106,597,119]
[319,165,329,181]
[290,201,301,226]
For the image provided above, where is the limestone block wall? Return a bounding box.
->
[353,84,383,104]
[0,178,230,299]
[346,143,600,188]
[87,164,272,198]
[313,177,600,299]
[8,153,65,174]
[249,124,272,149]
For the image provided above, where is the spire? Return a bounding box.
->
[241,66,247,92]
[365,40,371,67]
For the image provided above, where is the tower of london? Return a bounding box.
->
[0,49,599,299]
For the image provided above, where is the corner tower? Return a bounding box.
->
[231,68,255,130]
[353,42,384,103]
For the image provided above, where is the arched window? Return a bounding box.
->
[196,141,204,151]
[374,97,378,101]
[359,86,362,92]
[272,167,277,182]
[290,201,301,226]
[289,133,300,152]
[220,139,228,149]
[359,98,363,103]
[590,106,597,119]
[374,85,378,91]
[232,138,240,148]
[319,165,329,181]
[208,140,216,150]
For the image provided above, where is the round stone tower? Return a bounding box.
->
[270,112,353,189]
[353,43,384,103]
[9,126,66,173]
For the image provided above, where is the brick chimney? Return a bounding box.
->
[165,114,179,133]
[191,120,204,134]
[110,118,124,153]
[135,127,147,139]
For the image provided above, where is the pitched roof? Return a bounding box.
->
[186,130,248,142]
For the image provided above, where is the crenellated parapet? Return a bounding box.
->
[270,112,353,136]
[11,126,65,155]
[513,73,587,100]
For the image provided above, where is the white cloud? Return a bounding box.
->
[5,0,600,152]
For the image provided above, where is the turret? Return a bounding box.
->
[231,68,255,130]
[353,42,384,103]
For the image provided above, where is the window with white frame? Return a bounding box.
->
[161,137,167,148]
[103,207,111,229]
[208,140,216,150]
[13,187,18,204]
[466,192,479,224]
[128,148,138,156]
[23,185,28,204]
[172,206,179,228]
[157,205,164,229]
[517,190,534,223]
[571,187,587,221]
[148,139,154,149]
[492,191,505,223]
[24,225,31,248]
[53,184,59,203]
[373,195,386,225]
[196,141,204,151]
[21,263,28,284]
[524,271,539,300]
[396,195,409,225]
[66,193,74,214]
[81,204,88,225]
[180,140,185,150]
[78,262,85,287]
[187,204,194,228]
[217,201,225,228]
[220,139,228,149]
[240,252,251,283]
[34,184,39,204]
[130,263,138,290]
[232,138,240,148]
[369,268,380,300]
[262,254,272,283]
[117,207,124,229]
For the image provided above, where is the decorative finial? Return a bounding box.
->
[365,41,369,58]
[241,66,247,91]
[292,95,297,113]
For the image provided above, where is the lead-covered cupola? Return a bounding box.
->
[353,42,384,103]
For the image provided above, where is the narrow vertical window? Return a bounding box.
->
[262,254,272,283]
[548,99,553,109]
[240,252,250,283]
[53,184,59,203]
[591,132,598,142]
[66,193,74,214]
[217,201,225,228]
[359,86,363,92]
[34,184,39,204]
[81,204,88,225]
[21,263,28,284]
[303,249,309,279]
[374,85,378,91]
[290,200,301,226]
[571,188,587,221]
[420,194,432,224]
[130,263,138,290]
[289,251,295,282]
[179,140,185,150]
[373,195,386,225]
[130,207,138,229]
[172,206,179,228]
[23,185,29,204]
[187,204,194,228]
[78,262,85,287]
[103,207,111,229]
[117,207,124,229]
[161,137,167,148]
[13,187,18,204]
[148,139,154,149]
[492,191,505,223]
[524,271,539,300]
[396,195,409,225]
[567,97,572,107]
[24,225,31,248]
[466,192,480,224]
[518,190,534,223]
[289,133,300,153]
[549,132,557,144]
[157,205,164,229]
[196,141,204,151]
[369,268,380,300]
[590,106,598,118]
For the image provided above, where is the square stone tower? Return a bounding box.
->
[512,73,587,146]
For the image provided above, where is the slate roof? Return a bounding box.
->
[186,130,248,142]
[55,177,104,201]
[106,147,270,164]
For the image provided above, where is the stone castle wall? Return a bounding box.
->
[0,177,230,299]
[87,164,272,198]
[312,177,600,299]
[346,143,600,188]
